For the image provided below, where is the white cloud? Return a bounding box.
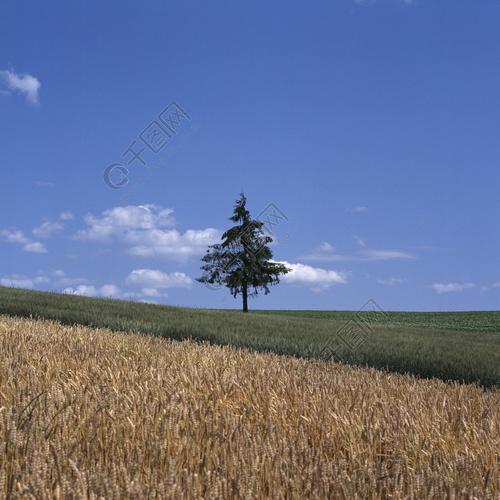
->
[350,206,368,213]
[0,274,50,289]
[77,205,175,241]
[62,283,126,298]
[38,269,90,287]
[126,269,192,289]
[1,229,47,253]
[1,269,153,302]
[0,270,88,291]
[63,285,98,297]
[23,241,47,253]
[126,228,221,259]
[377,278,404,286]
[32,220,64,239]
[32,212,73,239]
[0,69,41,105]
[77,205,220,260]
[60,270,191,301]
[140,288,164,298]
[432,283,476,294]
[0,229,29,244]
[277,261,347,291]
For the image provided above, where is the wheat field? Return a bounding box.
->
[0,316,498,499]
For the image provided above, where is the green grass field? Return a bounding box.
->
[0,286,498,387]
[251,309,500,332]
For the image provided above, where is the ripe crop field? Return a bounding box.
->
[0,287,498,387]
[0,316,498,499]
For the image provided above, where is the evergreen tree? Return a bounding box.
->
[197,194,290,312]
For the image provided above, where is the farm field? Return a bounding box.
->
[0,315,498,498]
[252,309,500,333]
[0,286,499,388]
[0,288,500,387]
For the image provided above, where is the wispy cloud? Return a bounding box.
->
[32,212,74,239]
[377,277,404,286]
[355,0,413,6]
[59,211,74,221]
[354,236,367,248]
[431,283,476,294]
[32,221,64,239]
[35,181,56,188]
[0,69,41,105]
[349,206,368,213]
[319,242,335,252]
[361,249,415,261]
[301,242,416,262]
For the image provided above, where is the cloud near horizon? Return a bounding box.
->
[0,267,192,303]
[431,283,476,294]
[126,268,192,292]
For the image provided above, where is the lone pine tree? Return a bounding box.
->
[197,194,290,312]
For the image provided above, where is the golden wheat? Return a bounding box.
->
[0,315,498,499]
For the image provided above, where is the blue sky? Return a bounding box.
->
[1,0,499,311]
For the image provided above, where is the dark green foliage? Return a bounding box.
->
[197,193,290,311]
[0,286,498,388]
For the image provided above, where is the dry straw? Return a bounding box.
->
[0,315,498,498]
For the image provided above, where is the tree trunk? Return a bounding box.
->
[242,282,248,312]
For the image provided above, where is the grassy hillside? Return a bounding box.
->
[0,286,498,387]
